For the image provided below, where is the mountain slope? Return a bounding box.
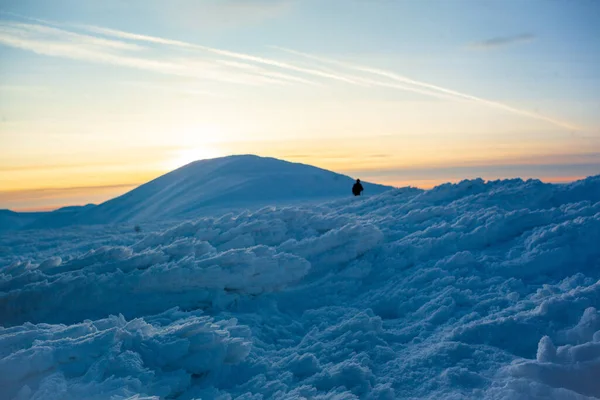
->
[73,155,392,224]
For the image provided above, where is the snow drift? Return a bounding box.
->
[2,175,600,399]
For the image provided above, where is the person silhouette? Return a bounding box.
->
[352,179,364,196]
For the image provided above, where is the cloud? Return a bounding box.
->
[0,20,315,87]
[0,183,138,203]
[349,161,600,187]
[0,183,142,211]
[0,13,360,86]
[469,33,536,50]
[7,22,145,51]
[273,47,582,131]
[346,152,600,175]
[0,13,355,87]
[0,183,137,196]
[0,13,582,132]
[75,24,364,85]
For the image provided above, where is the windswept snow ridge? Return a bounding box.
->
[1,176,600,399]
[0,309,251,400]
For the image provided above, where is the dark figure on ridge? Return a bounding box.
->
[352,179,364,196]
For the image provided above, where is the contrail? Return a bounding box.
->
[357,66,582,131]
[74,25,367,86]
[0,11,583,131]
[73,25,477,99]
[0,12,324,86]
[0,12,500,98]
[274,46,582,131]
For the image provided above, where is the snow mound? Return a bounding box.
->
[2,175,600,399]
[47,155,391,226]
[0,308,251,400]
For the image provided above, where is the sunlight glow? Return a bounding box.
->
[164,146,224,171]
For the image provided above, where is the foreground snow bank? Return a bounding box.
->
[2,176,600,399]
[489,307,600,399]
[0,308,251,400]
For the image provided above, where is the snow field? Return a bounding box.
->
[1,176,600,399]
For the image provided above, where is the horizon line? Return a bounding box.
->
[4,172,592,213]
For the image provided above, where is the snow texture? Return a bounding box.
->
[2,175,600,399]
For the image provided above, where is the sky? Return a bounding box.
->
[1,0,599,211]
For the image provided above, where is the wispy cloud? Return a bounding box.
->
[1,11,353,87]
[0,13,581,131]
[0,23,168,69]
[73,24,196,48]
[0,19,319,87]
[469,33,536,50]
[0,183,140,211]
[0,183,138,195]
[76,24,365,85]
[273,47,582,131]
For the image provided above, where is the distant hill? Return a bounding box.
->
[76,155,392,224]
[7,155,393,228]
[24,204,97,230]
[53,204,96,213]
[0,210,48,232]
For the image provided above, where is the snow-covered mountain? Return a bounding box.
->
[2,175,600,399]
[18,155,392,228]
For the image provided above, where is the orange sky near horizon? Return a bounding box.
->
[2,129,600,211]
[2,145,595,212]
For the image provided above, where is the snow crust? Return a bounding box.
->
[2,175,600,399]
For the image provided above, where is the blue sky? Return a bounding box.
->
[1,0,599,210]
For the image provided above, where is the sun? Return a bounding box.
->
[164,146,223,170]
